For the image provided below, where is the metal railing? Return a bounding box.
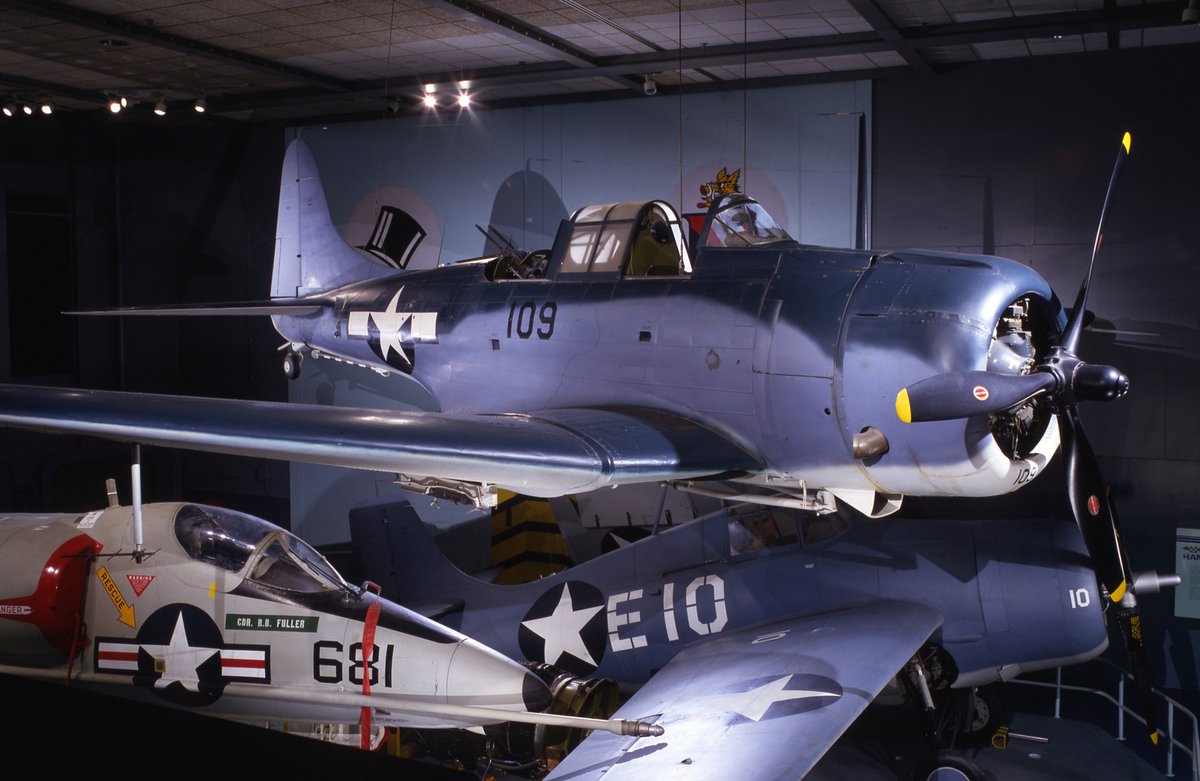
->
[1011,660,1200,779]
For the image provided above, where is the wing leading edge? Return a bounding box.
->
[546,601,944,781]
[0,384,762,498]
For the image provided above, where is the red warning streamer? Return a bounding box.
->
[360,600,382,750]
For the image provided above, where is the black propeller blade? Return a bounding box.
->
[1061,405,1129,601]
[895,370,1055,424]
[897,132,1159,743]
[1063,132,1131,355]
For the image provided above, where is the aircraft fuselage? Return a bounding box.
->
[277,242,1064,506]
[352,499,1108,691]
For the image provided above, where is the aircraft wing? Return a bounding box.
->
[546,601,943,781]
[0,384,762,498]
[67,299,328,317]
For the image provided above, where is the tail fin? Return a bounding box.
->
[349,497,490,620]
[271,139,393,299]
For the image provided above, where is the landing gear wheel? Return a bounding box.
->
[912,749,985,781]
[282,350,303,380]
[958,686,1005,747]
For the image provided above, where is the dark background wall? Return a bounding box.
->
[0,116,289,520]
[1,42,1198,691]
[874,44,1200,690]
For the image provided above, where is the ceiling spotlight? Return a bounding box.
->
[457,92,471,109]
[457,80,470,90]
[643,75,657,96]
[422,92,437,108]
[194,97,206,113]
[2,103,14,117]
[154,100,167,116]
[21,104,32,115]
[424,83,437,94]
[39,99,53,115]
[108,96,122,113]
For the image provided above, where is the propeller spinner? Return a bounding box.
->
[897,133,1161,744]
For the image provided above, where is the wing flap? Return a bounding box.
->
[0,385,761,498]
[547,601,943,781]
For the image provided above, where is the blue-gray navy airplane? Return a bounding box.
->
[349,494,1173,779]
[0,133,1163,758]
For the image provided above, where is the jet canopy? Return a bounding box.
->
[174,504,350,594]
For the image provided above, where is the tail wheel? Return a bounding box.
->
[282,350,303,380]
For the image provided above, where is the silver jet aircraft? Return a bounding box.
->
[0,490,661,747]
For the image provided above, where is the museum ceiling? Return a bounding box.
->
[0,0,1195,123]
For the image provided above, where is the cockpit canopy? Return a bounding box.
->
[554,200,692,277]
[701,194,793,248]
[174,504,350,595]
[548,195,793,278]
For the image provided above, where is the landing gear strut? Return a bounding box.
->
[901,647,996,781]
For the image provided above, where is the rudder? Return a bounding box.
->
[270,139,392,299]
[349,497,486,615]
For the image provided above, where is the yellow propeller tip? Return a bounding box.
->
[1110,580,1128,603]
[896,388,912,424]
[1150,732,1159,745]
[1122,132,1132,154]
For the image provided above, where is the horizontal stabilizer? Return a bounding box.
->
[67,299,328,317]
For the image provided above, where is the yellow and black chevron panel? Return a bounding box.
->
[490,491,572,584]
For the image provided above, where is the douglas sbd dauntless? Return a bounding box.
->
[0,133,1174,775]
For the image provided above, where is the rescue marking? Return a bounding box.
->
[96,566,136,628]
[973,385,989,401]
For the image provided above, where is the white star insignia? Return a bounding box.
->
[521,584,604,668]
[138,612,220,692]
[700,675,841,722]
[347,287,438,367]
[371,288,410,365]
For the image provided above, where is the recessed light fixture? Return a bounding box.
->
[154,100,167,116]
[1,103,14,117]
[194,97,206,113]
